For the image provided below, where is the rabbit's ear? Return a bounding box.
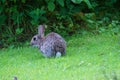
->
[38,25,45,38]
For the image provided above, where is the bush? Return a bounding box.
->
[0,0,120,48]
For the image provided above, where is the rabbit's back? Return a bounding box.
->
[40,32,66,57]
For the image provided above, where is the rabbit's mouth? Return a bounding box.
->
[30,43,39,48]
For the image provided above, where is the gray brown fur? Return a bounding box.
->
[14,76,17,80]
[30,25,66,57]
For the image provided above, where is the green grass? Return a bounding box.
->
[0,33,120,80]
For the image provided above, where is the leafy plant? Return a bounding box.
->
[0,0,120,48]
[71,0,93,9]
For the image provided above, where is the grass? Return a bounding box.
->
[0,33,120,80]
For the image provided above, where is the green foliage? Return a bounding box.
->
[71,0,83,4]
[0,0,120,48]
[71,0,93,9]
[29,8,47,25]
[48,1,55,11]
[0,14,6,26]
[56,0,64,7]
[15,28,23,35]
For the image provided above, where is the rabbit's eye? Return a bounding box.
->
[33,37,37,41]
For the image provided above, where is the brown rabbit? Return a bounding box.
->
[30,25,66,57]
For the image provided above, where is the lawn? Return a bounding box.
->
[0,33,120,80]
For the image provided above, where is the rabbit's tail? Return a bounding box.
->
[56,52,62,58]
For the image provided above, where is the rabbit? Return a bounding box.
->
[30,25,66,58]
